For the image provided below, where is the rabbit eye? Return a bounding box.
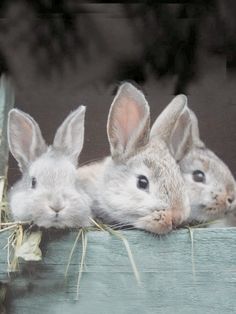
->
[31,177,37,189]
[137,175,149,190]
[192,170,205,183]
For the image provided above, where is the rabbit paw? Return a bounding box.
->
[135,210,172,235]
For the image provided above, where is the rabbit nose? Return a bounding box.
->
[49,205,64,213]
[228,198,234,204]
[227,196,235,206]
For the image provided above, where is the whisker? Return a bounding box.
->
[107,222,128,228]
[108,222,134,230]
[119,226,136,231]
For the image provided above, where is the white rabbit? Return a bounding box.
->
[8,106,92,228]
[175,109,236,224]
[79,83,191,234]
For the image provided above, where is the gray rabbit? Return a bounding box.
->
[179,110,236,224]
[8,106,92,228]
[79,83,191,234]
[153,101,236,224]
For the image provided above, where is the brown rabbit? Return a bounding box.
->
[153,105,236,224]
[79,83,191,234]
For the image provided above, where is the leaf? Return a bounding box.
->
[15,230,42,261]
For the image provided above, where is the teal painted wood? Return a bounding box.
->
[0,75,14,176]
[0,228,236,314]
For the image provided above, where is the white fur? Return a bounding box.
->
[8,106,92,228]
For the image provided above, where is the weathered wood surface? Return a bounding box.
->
[0,228,236,314]
[0,76,14,177]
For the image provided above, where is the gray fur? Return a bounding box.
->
[178,109,236,224]
[8,109,47,171]
[53,106,85,165]
[8,106,92,228]
[79,83,190,234]
[150,94,192,161]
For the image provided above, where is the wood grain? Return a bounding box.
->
[0,228,236,313]
[0,76,14,177]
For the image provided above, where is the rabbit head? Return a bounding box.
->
[178,110,236,223]
[94,83,191,234]
[8,106,92,228]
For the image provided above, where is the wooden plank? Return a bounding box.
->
[0,75,14,177]
[0,228,236,313]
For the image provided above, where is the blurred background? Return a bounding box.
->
[0,1,235,184]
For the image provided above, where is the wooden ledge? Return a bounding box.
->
[0,228,236,313]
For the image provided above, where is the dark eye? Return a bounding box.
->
[137,175,149,190]
[192,170,206,183]
[31,177,37,189]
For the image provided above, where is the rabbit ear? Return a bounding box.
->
[189,109,205,148]
[53,106,86,164]
[8,109,47,171]
[150,94,192,161]
[107,82,150,161]
[151,94,188,141]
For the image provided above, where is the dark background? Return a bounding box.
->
[0,1,235,184]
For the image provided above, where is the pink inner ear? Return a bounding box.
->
[116,97,143,147]
[19,118,34,153]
